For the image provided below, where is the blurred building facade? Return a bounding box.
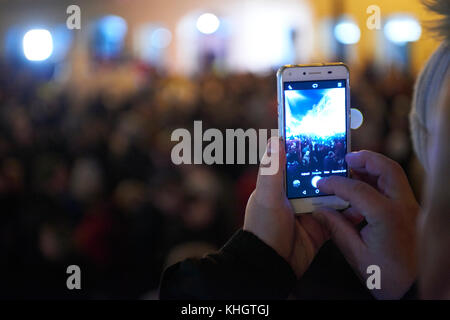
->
[0,0,442,74]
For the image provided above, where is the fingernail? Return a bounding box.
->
[345,152,358,159]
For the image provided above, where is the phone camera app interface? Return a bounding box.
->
[284,80,347,199]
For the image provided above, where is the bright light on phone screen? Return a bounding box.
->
[284,80,348,199]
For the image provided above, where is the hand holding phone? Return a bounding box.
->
[314,150,420,299]
[244,137,330,279]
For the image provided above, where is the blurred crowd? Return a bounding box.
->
[286,134,346,171]
[0,58,422,299]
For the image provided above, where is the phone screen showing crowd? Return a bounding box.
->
[284,80,348,199]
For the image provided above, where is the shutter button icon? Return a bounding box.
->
[311,176,322,188]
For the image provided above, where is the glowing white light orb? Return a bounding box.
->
[311,176,322,188]
[351,108,364,130]
[334,20,360,45]
[196,13,220,34]
[23,29,53,61]
[384,15,421,44]
[151,27,172,49]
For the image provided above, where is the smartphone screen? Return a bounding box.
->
[283,79,348,199]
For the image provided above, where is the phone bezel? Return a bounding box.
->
[277,63,351,214]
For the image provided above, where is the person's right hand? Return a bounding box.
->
[314,150,420,299]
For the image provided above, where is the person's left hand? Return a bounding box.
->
[244,137,329,278]
[314,151,420,299]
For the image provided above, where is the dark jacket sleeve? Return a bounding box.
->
[159,229,297,300]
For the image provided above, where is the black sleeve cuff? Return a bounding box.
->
[160,229,297,300]
[219,229,297,297]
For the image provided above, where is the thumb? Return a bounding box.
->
[254,137,285,205]
[312,208,366,272]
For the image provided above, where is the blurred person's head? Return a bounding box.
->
[149,169,183,217]
[418,76,450,299]
[410,0,450,171]
[180,167,221,230]
[182,196,216,231]
[39,223,71,262]
[182,166,220,201]
[114,179,147,213]
[0,157,24,193]
[32,154,69,196]
[70,158,103,203]
[410,0,450,299]
[9,106,33,146]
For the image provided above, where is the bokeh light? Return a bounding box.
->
[23,29,53,61]
[351,108,364,129]
[334,19,360,45]
[196,13,220,34]
[384,15,421,44]
[94,15,128,58]
[151,27,172,49]
[98,15,128,40]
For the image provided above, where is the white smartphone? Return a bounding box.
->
[277,63,351,214]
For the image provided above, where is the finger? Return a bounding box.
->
[297,214,330,251]
[254,137,286,205]
[345,150,413,200]
[312,208,366,272]
[317,176,389,224]
[342,207,365,226]
[350,168,378,189]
